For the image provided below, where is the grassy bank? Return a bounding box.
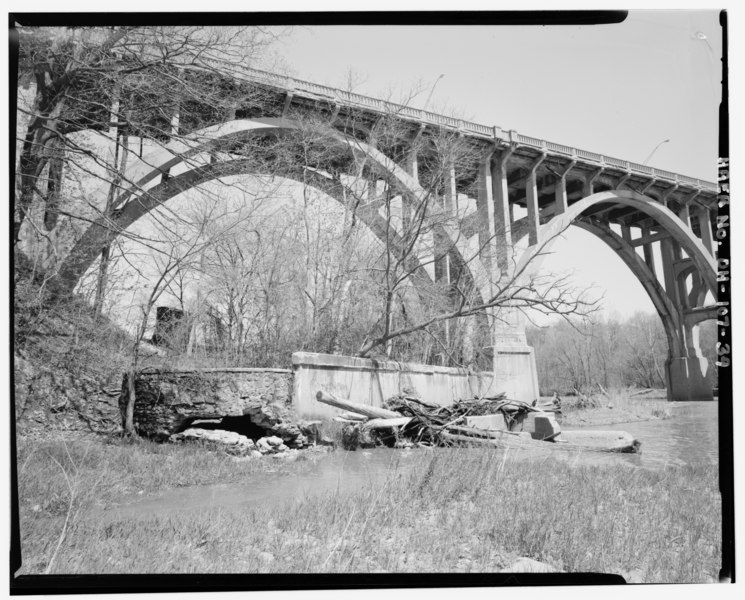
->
[554,389,677,428]
[16,437,720,581]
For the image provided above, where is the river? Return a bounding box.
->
[107,401,721,519]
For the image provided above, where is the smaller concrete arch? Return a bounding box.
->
[514,190,716,293]
[513,189,717,402]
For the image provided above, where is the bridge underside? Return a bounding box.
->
[27,70,719,403]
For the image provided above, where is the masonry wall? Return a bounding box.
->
[128,368,293,438]
[291,352,504,419]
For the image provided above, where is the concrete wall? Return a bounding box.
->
[292,352,512,419]
[492,345,541,404]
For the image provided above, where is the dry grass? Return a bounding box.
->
[15,437,721,582]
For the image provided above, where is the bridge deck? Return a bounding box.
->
[239,67,717,198]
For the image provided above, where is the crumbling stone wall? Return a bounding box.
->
[122,368,300,443]
[15,352,121,434]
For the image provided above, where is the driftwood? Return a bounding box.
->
[339,411,367,421]
[362,417,412,430]
[316,391,401,419]
[630,388,655,397]
[333,417,365,424]
[315,389,639,454]
[448,425,523,439]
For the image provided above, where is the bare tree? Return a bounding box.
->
[14,25,283,288]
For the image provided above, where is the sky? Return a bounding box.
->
[4,7,727,326]
[264,11,723,320]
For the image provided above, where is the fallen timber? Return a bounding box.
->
[316,390,641,454]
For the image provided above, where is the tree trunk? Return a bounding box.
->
[124,368,136,436]
[315,390,400,419]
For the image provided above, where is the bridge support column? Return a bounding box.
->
[695,205,715,256]
[489,309,540,404]
[526,154,546,246]
[491,147,515,273]
[665,354,713,402]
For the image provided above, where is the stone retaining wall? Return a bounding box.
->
[126,368,294,440]
[121,353,525,435]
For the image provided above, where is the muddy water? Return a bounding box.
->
[580,401,719,468]
[107,402,720,519]
[107,449,422,520]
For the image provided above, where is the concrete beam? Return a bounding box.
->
[630,230,670,247]
[641,178,657,195]
[616,170,632,190]
[444,159,457,215]
[640,227,657,277]
[677,202,691,228]
[586,202,619,221]
[282,92,294,118]
[695,205,714,255]
[554,159,576,215]
[684,305,718,326]
[621,224,632,243]
[661,183,679,205]
[660,237,679,303]
[476,149,497,276]
[583,167,604,197]
[405,123,425,181]
[491,146,516,271]
[526,153,547,246]
[329,103,341,123]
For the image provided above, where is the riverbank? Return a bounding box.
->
[15,431,720,581]
[552,389,676,428]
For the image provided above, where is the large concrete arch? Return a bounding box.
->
[513,190,716,401]
[57,118,488,306]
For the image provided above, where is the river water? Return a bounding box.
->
[108,402,721,519]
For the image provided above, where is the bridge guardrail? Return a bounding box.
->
[236,66,717,193]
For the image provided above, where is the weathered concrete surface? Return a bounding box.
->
[124,368,302,444]
[530,413,562,440]
[559,430,641,453]
[466,411,561,439]
[465,414,508,431]
[292,352,507,419]
[666,355,714,402]
[492,343,541,405]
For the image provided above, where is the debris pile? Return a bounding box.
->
[316,390,562,451]
[316,390,639,453]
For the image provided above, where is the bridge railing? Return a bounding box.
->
[237,66,717,193]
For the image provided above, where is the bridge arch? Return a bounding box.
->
[513,190,716,402]
[58,118,489,308]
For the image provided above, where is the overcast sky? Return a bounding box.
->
[268,11,722,320]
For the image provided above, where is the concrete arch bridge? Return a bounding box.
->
[36,67,719,402]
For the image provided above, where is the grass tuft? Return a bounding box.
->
[16,437,721,581]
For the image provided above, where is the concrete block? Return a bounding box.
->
[532,413,561,440]
[464,414,508,431]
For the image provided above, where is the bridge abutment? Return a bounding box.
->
[490,311,540,403]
